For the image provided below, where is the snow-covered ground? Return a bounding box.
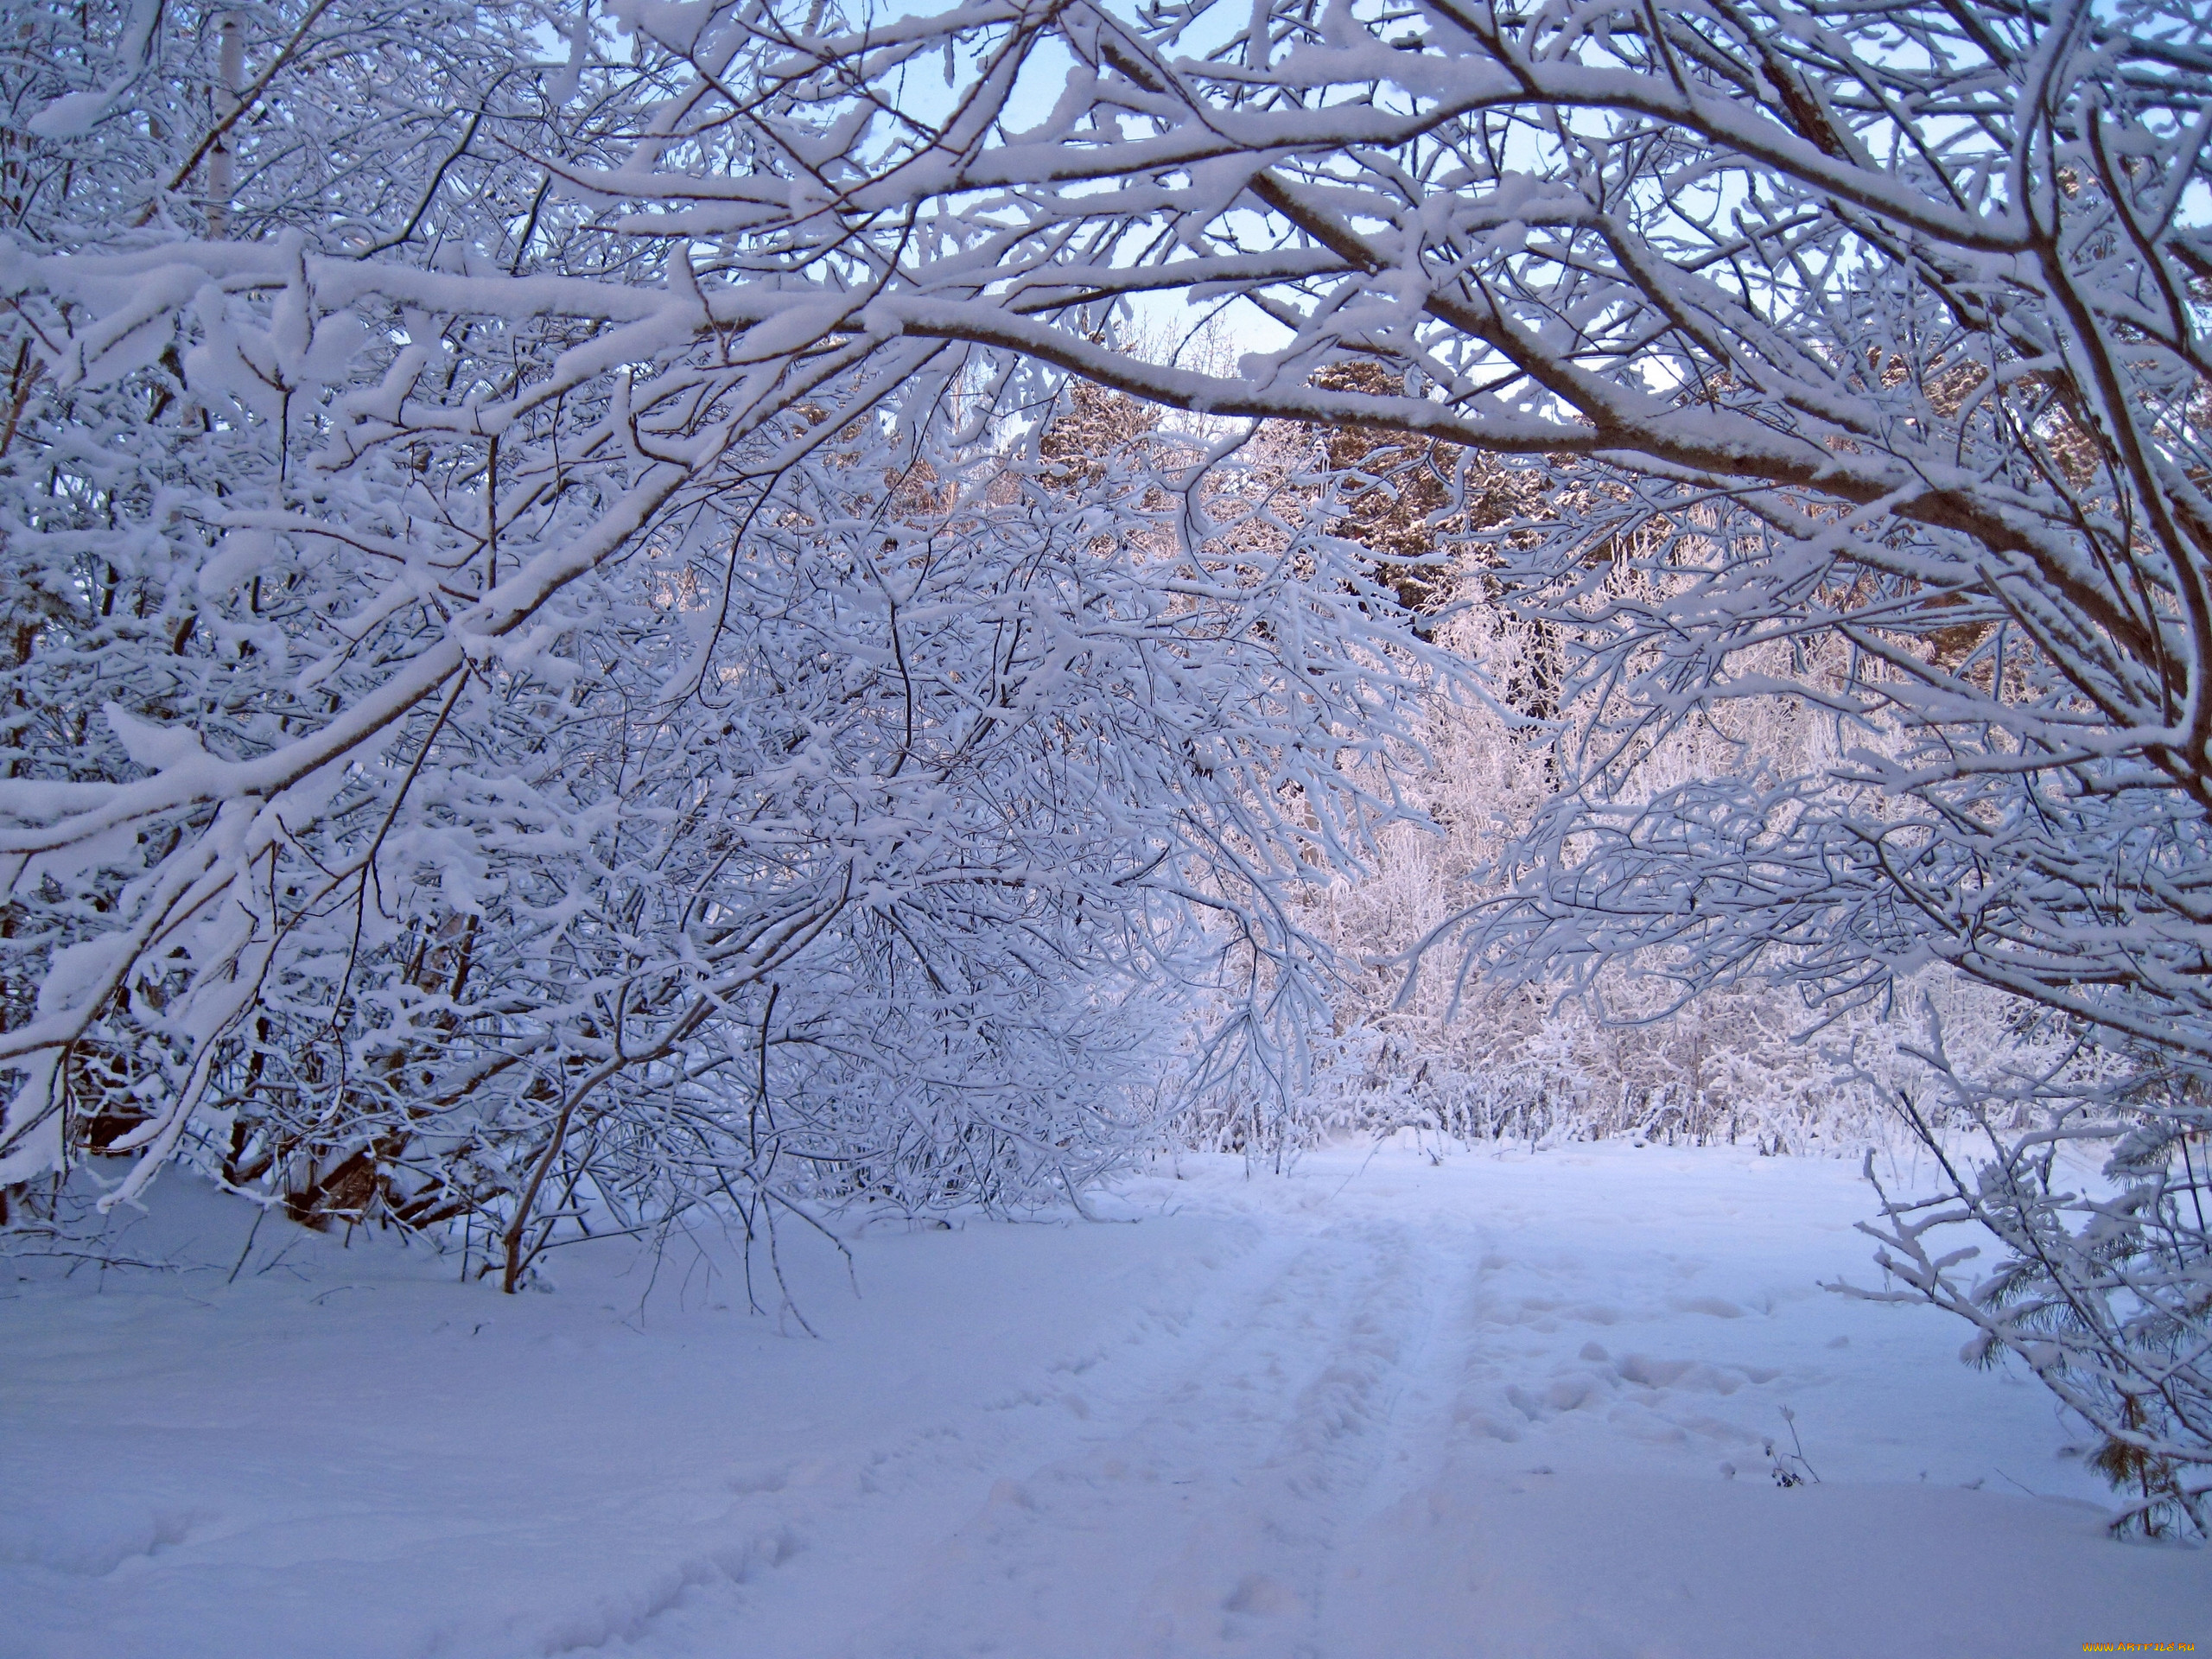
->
[4,1141,2203,1658]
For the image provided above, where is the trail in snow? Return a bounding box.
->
[4,1142,2204,1658]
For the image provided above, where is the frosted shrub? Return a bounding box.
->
[1853,1027,2212,1539]
[0,2,1441,1287]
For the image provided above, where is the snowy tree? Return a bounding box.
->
[0,0,1441,1298]
[362,0,2204,1065]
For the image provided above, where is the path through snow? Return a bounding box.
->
[4,1143,2204,1656]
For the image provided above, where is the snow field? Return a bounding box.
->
[3,1143,2204,1657]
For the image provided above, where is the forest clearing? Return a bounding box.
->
[9,1143,2202,1659]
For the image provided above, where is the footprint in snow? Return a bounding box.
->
[1669,1295,1747,1319]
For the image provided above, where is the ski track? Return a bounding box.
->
[6,1145,2207,1659]
[622,1151,2208,1659]
[819,1219,1440,1659]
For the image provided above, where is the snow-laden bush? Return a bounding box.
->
[1853,1028,2212,1539]
[0,0,1442,1290]
[1177,603,2052,1165]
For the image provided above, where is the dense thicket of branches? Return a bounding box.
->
[0,0,1436,1296]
